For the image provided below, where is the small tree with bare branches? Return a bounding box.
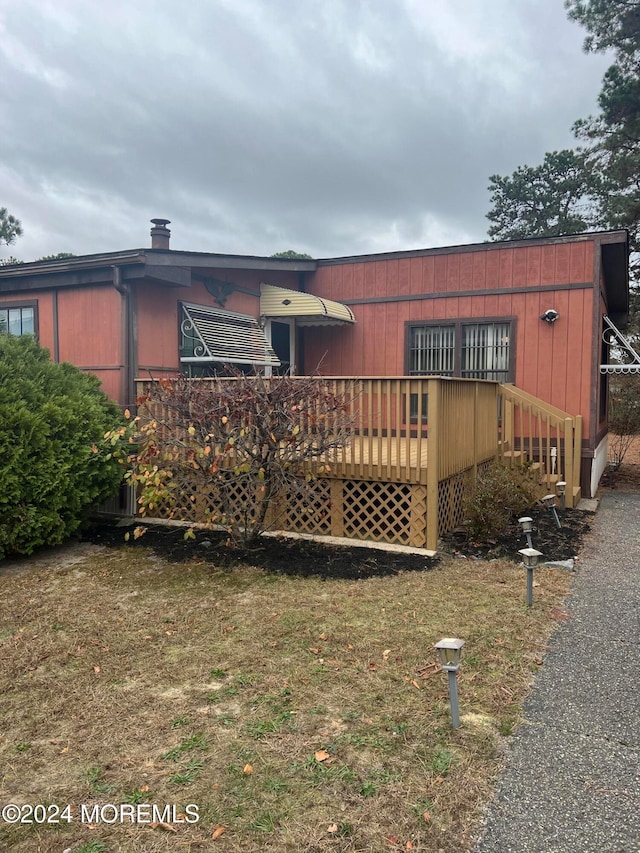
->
[125,373,354,545]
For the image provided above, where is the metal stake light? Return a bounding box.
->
[518,547,543,607]
[434,638,465,729]
[518,516,534,549]
[541,494,561,529]
[556,481,566,510]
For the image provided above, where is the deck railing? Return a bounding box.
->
[497,384,582,504]
[132,376,581,550]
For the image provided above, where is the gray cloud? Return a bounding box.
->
[0,0,610,260]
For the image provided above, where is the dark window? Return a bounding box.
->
[0,304,35,337]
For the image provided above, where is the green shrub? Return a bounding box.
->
[0,334,125,558]
[463,459,539,540]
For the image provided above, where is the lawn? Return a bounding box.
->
[0,538,571,852]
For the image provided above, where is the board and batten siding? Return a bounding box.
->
[305,240,597,438]
[136,269,301,376]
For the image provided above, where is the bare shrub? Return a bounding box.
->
[126,373,354,545]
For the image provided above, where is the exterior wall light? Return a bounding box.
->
[541,494,561,529]
[518,516,534,549]
[518,547,543,607]
[556,481,567,510]
[435,638,465,729]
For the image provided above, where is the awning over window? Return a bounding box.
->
[260,283,355,326]
[180,302,280,367]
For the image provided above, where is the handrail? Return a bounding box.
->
[499,384,576,423]
[498,383,582,505]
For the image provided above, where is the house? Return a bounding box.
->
[0,219,629,499]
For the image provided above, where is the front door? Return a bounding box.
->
[267,320,295,375]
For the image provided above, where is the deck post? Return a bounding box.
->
[426,379,440,551]
[330,479,344,537]
[573,415,582,506]
[564,416,575,506]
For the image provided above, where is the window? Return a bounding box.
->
[0,304,36,337]
[179,302,280,377]
[408,319,513,382]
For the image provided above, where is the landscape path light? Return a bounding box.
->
[518,516,534,549]
[556,481,567,510]
[434,638,465,729]
[541,494,562,529]
[518,547,543,607]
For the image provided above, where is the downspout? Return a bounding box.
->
[51,289,60,363]
[297,271,306,375]
[112,266,134,410]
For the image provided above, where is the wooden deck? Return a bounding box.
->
[318,435,429,484]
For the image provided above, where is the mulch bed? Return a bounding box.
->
[440,503,592,561]
[84,498,592,579]
[83,521,438,580]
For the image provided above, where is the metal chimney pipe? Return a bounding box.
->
[150,218,171,250]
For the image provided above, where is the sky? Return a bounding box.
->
[0,0,611,262]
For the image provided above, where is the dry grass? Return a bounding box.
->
[0,540,571,852]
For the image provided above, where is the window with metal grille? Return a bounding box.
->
[409,325,455,375]
[461,322,510,382]
[407,319,513,382]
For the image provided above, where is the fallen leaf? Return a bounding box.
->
[309,647,322,655]
[406,842,415,850]
[93,666,101,674]
[383,649,391,660]
[243,763,253,775]
[411,679,421,690]
[319,632,327,640]
[368,662,376,670]
[386,836,399,845]
[315,749,330,762]
[422,812,431,822]
[156,821,177,833]
[140,785,149,792]
[212,825,226,840]
[327,823,338,833]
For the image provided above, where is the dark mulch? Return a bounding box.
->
[83,521,438,580]
[441,503,592,562]
[84,500,591,579]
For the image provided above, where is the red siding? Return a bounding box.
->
[306,240,598,437]
[136,268,300,375]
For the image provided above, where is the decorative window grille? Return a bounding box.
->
[409,325,455,375]
[0,305,35,337]
[408,320,512,382]
[461,322,510,382]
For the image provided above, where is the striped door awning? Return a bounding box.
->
[180,302,280,367]
[260,283,355,325]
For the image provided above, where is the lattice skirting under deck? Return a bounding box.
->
[142,476,430,548]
